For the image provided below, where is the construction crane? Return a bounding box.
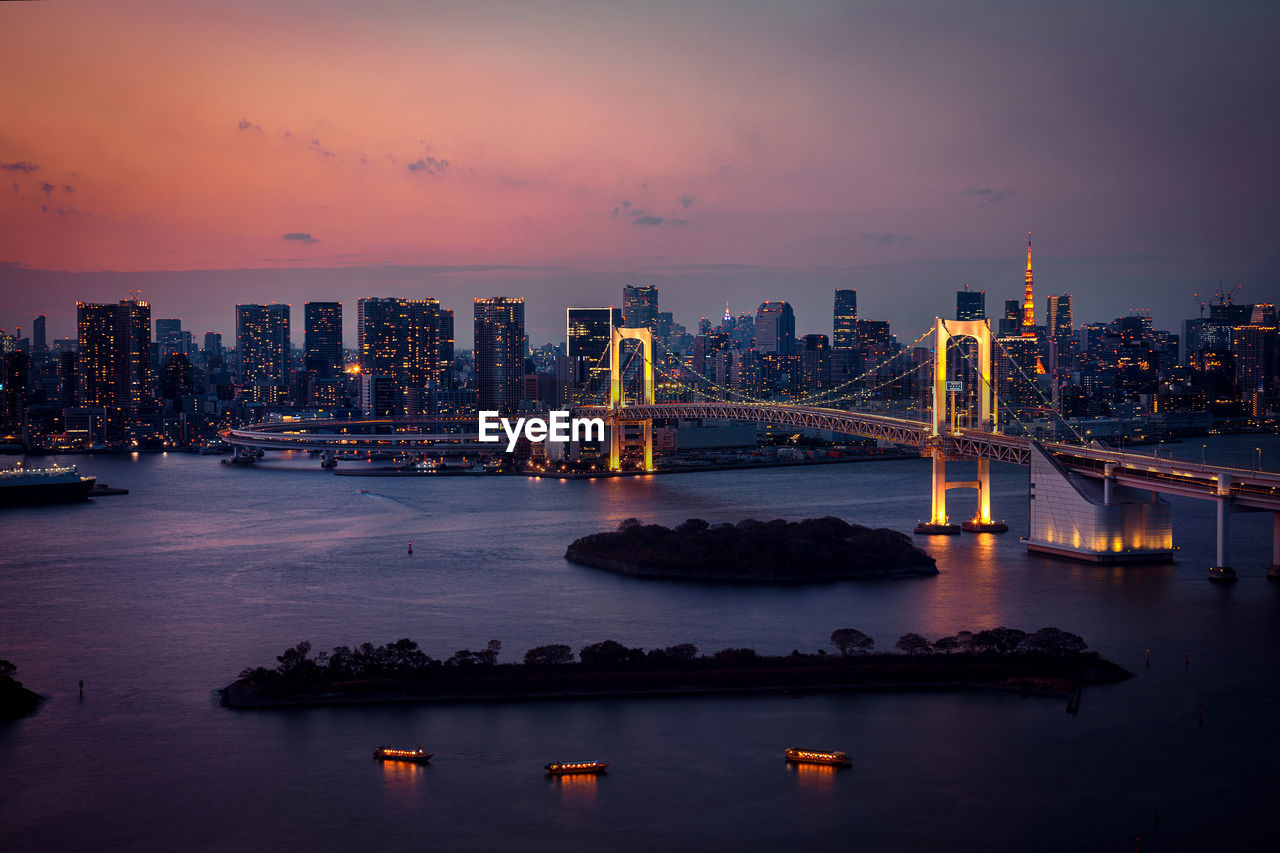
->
[1193,282,1243,317]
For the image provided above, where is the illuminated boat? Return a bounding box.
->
[784,747,852,766]
[0,465,95,507]
[544,761,609,775]
[373,746,432,763]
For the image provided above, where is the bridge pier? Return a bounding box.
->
[1269,513,1280,580]
[961,458,1008,532]
[915,456,962,534]
[1209,474,1236,583]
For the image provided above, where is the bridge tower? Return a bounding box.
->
[608,326,655,472]
[915,318,1007,534]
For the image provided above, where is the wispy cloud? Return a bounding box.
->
[633,215,664,226]
[282,232,318,243]
[2,161,39,173]
[859,232,897,246]
[963,187,1015,208]
[407,156,449,175]
[236,119,263,132]
[678,193,696,209]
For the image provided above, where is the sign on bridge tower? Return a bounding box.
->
[916,318,1008,535]
[608,326,655,471]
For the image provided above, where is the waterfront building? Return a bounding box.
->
[76,298,152,438]
[474,297,525,414]
[235,303,291,404]
[304,302,343,377]
[357,297,452,416]
[833,290,858,351]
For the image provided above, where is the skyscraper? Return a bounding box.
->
[77,298,152,436]
[1022,233,1035,333]
[956,286,986,321]
[474,297,525,414]
[1047,294,1073,338]
[622,285,658,329]
[833,290,858,350]
[31,314,46,358]
[304,302,343,377]
[235,303,291,402]
[357,297,451,415]
[566,306,623,397]
[754,301,796,355]
[800,334,831,393]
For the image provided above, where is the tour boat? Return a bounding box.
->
[373,746,432,763]
[784,748,852,766]
[544,761,609,775]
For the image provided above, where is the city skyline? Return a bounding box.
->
[3,1,1278,347]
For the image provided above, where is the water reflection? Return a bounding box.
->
[788,761,839,791]
[549,772,599,804]
[379,758,427,797]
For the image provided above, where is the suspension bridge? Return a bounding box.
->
[222,318,1280,580]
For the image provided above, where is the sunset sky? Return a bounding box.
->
[2,0,1277,347]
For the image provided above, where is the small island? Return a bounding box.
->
[221,627,1129,712]
[565,516,937,581]
[1,659,41,720]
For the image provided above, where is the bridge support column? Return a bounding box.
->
[915,456,961,535]
[1267,513,1280,581]
[1209,474,1236,583]
[961,458,1008,533]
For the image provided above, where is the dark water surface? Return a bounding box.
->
[2,435,1279,851]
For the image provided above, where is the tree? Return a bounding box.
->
[955,631,977,653]
[1029,627,1087,655]
[617,517,642,531]
[675,518,709,533]
[988,627,1028,654]
[713,648,760,666]
[664,643,698,664]
[524,644,574,666]
[830,628,875,656]
[933,636,960,654]
[0,660,15,682]
[275,641,314,680]
[578,640,634,668]
[895,633,932,655]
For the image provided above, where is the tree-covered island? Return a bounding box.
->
[222,627,1129,710]
[564,517,938,581]
[0,660,41,720]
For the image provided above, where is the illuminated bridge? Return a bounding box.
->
[221,318,1280,580]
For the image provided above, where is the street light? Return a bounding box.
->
[1201,444,1206,465]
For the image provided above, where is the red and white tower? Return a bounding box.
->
[1021,232,1035,334]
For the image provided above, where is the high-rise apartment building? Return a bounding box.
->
[754,301,796,355]
[304,302,343,377]
[622,285,658,329]
[833,290,858,350]
[236,303,291,402]
[956,287,986,321]
[474,297,525,414]
[77,298,152,436]
[357,297,452,415]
